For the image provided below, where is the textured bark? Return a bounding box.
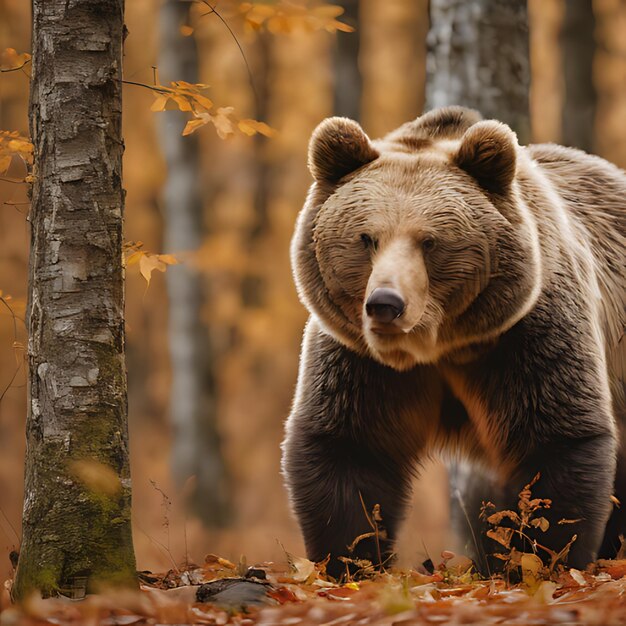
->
[333,0,361,121]
[426,0,530,142]
[158,0,230,526]
[13,0,136,599]
[560,0,596,152]
[425,0,531,561]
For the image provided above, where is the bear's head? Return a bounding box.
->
[292,107,542,370]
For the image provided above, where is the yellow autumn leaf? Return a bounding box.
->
[329,20,355,33]
[313,4,345,18]
[0,154,11,174]
[171,94,193,112]
[7,138,33,154]
[189,92,213,112]
[238,119,276,137]
[151,93,170,112]
[180,24,194,36]
[0,48,31,70]
[139,254,167,285]
[211,107,236,139]
[125,250,145,266]
[173,80,210,91]
[157,253,178,265]
[520,552,544,591]
[182,118,208,136]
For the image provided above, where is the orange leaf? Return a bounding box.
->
[238,119,276,137]
[182,118,207,136]
[0,154,11,174]
[171,94,193,112]
[151,94,169,112]
[211,107,236,140]
[126,250,144,266]
[139,254,166,285]
[157,253,178,265]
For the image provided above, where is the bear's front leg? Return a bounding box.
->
[450,305,619,571]
[511,432,616,569]
[282,319,439,578]
[283,428,413,578]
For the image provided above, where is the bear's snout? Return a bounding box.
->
[365,287,405,324]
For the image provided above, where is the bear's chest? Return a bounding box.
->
[439,367,513,475]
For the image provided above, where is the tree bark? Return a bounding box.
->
[158,0,230,526]
[13,0,136,599]
[425,0,531,567]
[560,0,596,152]
[426,0,530,142]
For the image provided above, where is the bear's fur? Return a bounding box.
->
[282,107,626,577]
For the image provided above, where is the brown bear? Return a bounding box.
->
[282,106,626,578]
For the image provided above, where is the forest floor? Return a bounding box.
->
[2,553,626,625]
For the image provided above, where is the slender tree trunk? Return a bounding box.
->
[333,0,361,121]
[560,0,596,152]
[425,0,531,567]
[158,0,230,526]
[12,0,136,600]
[426,0,530,142]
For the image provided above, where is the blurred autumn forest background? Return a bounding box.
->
[0,0,626,582]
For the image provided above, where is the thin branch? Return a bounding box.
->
[0,504,20,545]
[196,0,259,111]
[0,361,22,405]
[121,79,172,93]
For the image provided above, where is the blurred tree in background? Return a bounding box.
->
[158,0,231,528]
[426,0,530,141]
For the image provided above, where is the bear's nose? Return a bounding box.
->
[365,288,405,323]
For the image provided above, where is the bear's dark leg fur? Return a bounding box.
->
[599,438,626,558]
[445,295,619,570]
[509,433,616,568]
[283,320,440,579]
[283,430,414,578]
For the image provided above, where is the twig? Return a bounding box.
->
[196,0,259,112]
[0,504,20,545]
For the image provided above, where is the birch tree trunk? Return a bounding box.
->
[425,0,530,568]
[13,0,136,599]
[560,0,596,152]
[426,0,530,142]
[158,0,230,526]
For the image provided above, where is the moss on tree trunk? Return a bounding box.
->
[12,0,137,600]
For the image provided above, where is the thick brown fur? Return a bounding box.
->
[282,106,626,578]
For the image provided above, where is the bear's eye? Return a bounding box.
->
[360,233,378,251]
[421,236,437,253]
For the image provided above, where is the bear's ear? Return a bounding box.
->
[308,117,379,184]
[454,121,518,194]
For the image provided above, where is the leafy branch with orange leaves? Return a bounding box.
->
[481,473,579,590]
[124,241,179,287]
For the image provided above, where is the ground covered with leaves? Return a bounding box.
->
[2,479,625,625]
[1,553,625,625]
